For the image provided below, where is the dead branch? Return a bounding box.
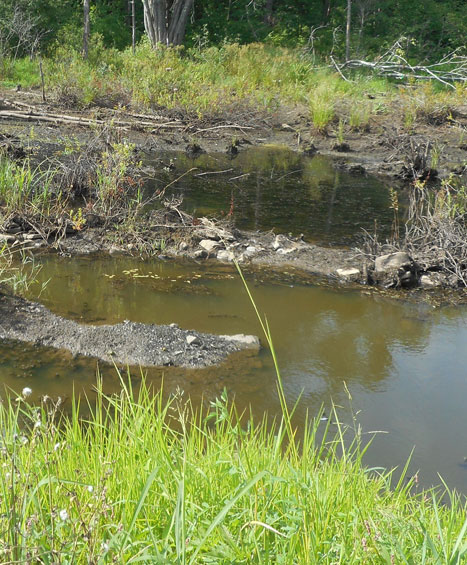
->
[338,39,467,88]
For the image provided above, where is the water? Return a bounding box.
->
[2,254,466,493]
[1,149,465,493]
[144,147,394,245]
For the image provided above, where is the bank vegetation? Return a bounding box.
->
[1,378,466,563]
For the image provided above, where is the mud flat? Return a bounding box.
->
[0,293,260,368]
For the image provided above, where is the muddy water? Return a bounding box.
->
[1,254,466,493]
[145,147,394,244]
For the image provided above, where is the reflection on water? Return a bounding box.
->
[1,254,466,493]
[144,147,393,245]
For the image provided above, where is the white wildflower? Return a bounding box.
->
[22,387,32,398]
[87,485,94,493]
[59,509,69,521]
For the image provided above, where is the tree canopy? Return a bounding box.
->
[0,0,465,62]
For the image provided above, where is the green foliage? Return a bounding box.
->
[2,0,465,63]
[0,156,59,214]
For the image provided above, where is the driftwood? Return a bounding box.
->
[333,40,467,89]
[0,98,256,133]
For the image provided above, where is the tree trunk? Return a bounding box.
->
[131,0,136,54]
[83,0,90,59]
[322,0,332,23]
[264,0,274,25]
[142,0,194,47]
[345,0,351,61]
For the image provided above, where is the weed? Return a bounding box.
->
[310,98,334,133]
[336,118,345,144]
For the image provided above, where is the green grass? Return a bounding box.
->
[2,43,465,131]
[0,156,59,214]
[1,375,466,563]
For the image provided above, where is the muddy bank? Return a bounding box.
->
[1,88,466,181]
[0,293,260,368]
[2,211,464,291]
[1,88,466,291]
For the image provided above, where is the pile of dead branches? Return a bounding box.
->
[338,39,467,89]
[403,179,467,285]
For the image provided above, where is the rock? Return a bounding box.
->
[272,234,289,250]
[375,252,412,272]
[217,249,235,262]
[243,245,257,257]
[222,334,260,349]
[178,241,188,251]
[336,267,360,280]
[419,273,446,288]
[194,249,207,259]
[186,335,201,346]
[109,246,121,255]
[399,270,417,288]
[332,142,351,152]
[199,239,220,253]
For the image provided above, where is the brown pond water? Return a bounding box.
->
[1,254,467,494]
[144,147,394,245]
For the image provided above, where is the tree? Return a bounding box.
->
[345,0,351,61]
[142,0,194,47]
[83,0,90,58]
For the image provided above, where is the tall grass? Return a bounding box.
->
[0,156,60,214]
[1,376,466,563]
[3,43,465,130]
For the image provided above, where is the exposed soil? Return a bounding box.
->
[0,293,260,368]
[1,87,466,180]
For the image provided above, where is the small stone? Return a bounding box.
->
[222,334,260,349]
[186,335,201,346]
[194,249,207,259]
[336,267,360,279]
[179,241,188,251]
[419,273,445,288]
[199,239,220,253]
[217,249,234,262]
